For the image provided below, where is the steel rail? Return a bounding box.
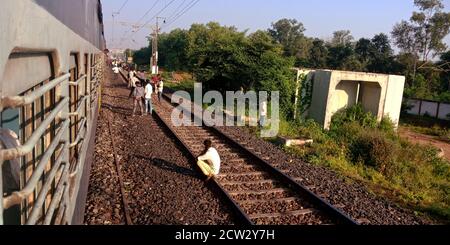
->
[153,109,254,225]
[105,113,133,225]
[161,92,359,225]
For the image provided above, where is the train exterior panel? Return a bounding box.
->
[0,0,106,225]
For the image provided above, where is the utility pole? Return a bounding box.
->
[150,17,166,75]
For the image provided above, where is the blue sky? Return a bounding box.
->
[103,0,450,51]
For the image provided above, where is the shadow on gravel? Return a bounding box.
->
[102,103,132,117]
[104,83,128,89]
[135,155,200,178]
[104,95,130,101]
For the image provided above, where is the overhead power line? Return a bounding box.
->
[163,0,201,29]
[119,0,177,47]
[167,0,187,21]
[117,0,162,47]
[135,0,177,33]
[117,0,130,14]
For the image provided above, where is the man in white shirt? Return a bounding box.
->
[157,78,164,102]
[197,139,221,182]
[112,66,120,80]
[128,68,136,88]
[144,80,153,115]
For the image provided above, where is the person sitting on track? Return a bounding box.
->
[197,139,221,182]
[132,81,145,117]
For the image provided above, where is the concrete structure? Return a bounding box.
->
[277,137,314,147]
[305,70,405,129]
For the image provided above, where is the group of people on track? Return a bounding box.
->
[125,67,164,117]
[111,60,221,183]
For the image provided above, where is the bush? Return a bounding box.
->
[351,130,397,175]
[330,121,364,145]
[379,117,396,136]
[331,104,378,130]
[297,120,329,143]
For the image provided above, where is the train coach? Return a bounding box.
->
[0,0,106,225]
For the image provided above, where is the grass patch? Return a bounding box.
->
[400,114,450,141]
[265,105,450,222]
[161,77,450,222]
[164,77,196,99]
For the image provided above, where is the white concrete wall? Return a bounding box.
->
[438,104,450,120]
[421,101,438,117]
[359,82,382,117]
[332,80,359,114]
[309,70,332,126]
[324,71,389,129]
[406,99,421,115]
[406,99,450,121]
[309,70,405,129]
[383,75,405,126]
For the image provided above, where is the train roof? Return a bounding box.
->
[33,0,106,50]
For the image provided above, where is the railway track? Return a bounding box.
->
[154,92,359,225]
[104,110,133,225]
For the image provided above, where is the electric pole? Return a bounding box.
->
[150,17,166,75]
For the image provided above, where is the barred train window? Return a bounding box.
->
[69,54,81,178]
[1,52,60,224]
[84,53,90,121]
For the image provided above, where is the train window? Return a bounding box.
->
[69,54,81,177]
[1,52,58,224]
[84,54,90,121]
[90,54,95,81]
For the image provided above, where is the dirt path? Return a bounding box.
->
[399,127,450,161]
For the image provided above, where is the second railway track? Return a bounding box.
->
[154,92,359,225]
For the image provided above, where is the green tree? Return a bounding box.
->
[307,39,328,68]
[439,50,450,91]
[186,22,249,92]
[158,29,189,71]
[330,30,354,46]
[133,47,150,66]
[355,38,374,71]
[392,0,450,77]
[268,18,312,63]
[368,33,395,73]
[327,42,361,71]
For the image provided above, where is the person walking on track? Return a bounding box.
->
[128,74,139,99]
[144,80,153,115]
[128,67,136,88]
[157,75,164,102]
[112,65,120,80]
[132,81,145,117]
[197,139,221,182]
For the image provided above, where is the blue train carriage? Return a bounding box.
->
[0,0,107,225]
